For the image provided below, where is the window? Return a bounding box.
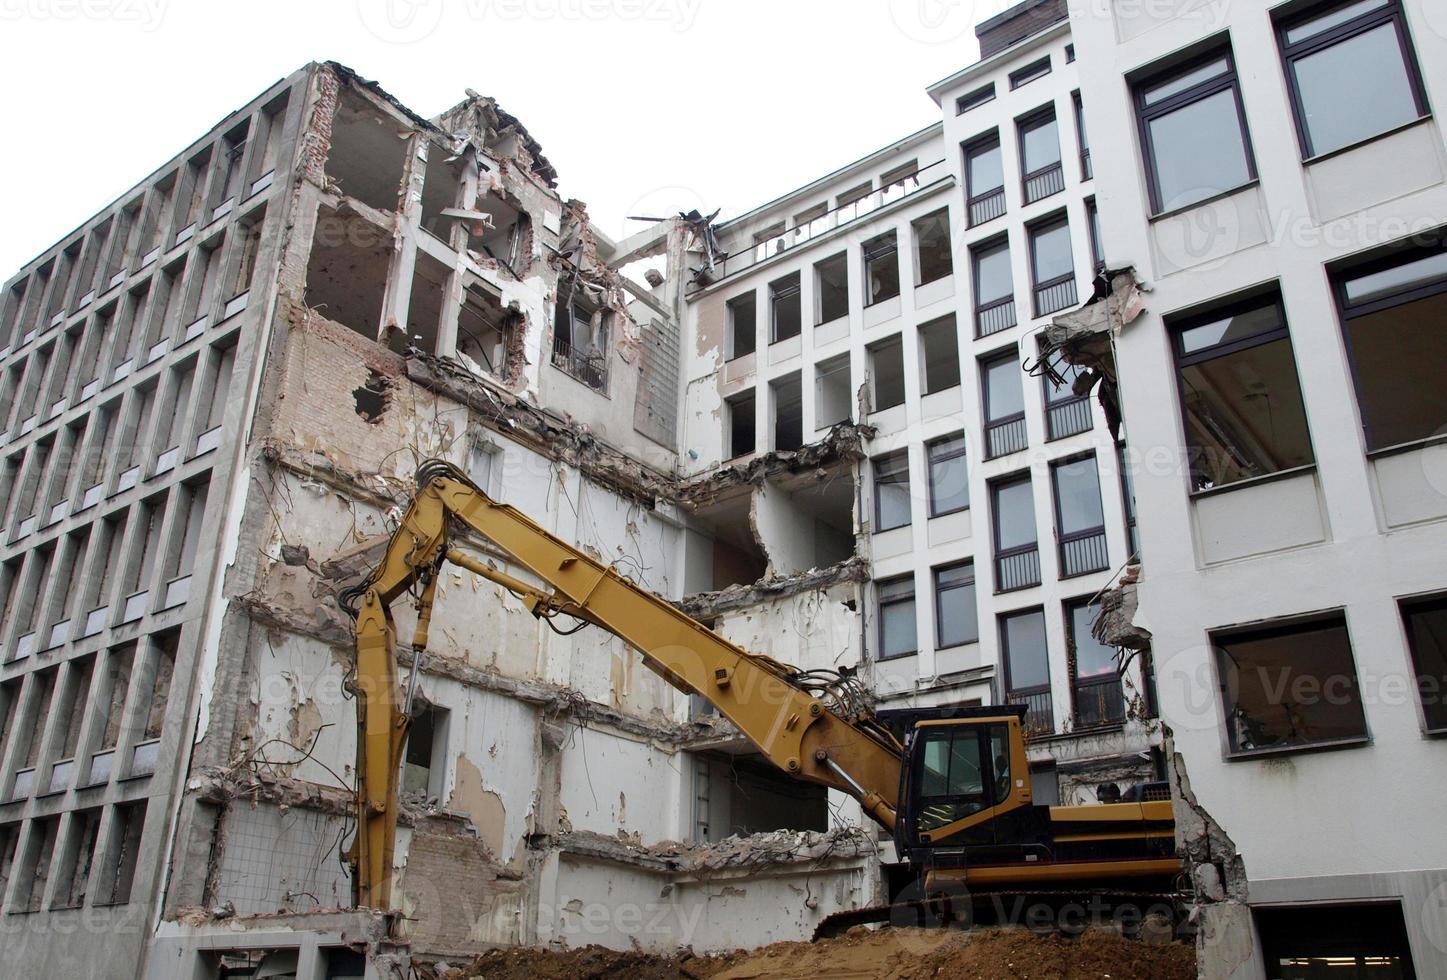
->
[1118,442,1140,557]
[1134,48,1256,213]
[1065,43,1075,63]
[869,335,906,411]
[1000,608,1053,733]
[403,702,449,797]
[1172,294,1313,492]
[726,292,755,360]
[1067,598,1124,728]
[1212,612,1367,755]
[814,253,848,325]
[1018,108,1064,204]
[876,576,917,660]
[1277,0,1427,158]
[881,159,919,192]
[1256,902,1417,980]
[552,294,608,392]
[982,349,1027,458]
[913,725,988,833]
[769,272,801,343]
[873,451,911,532]
[956,83,995,115]
[1010,56,1051,90]
[1334,240,1447,452]
[912,209,953,286]
[1042,344,1093,440]
[725,389,755,459]
[864,233,900,305]
[1051,455,1108,577]
[771,373,802,451]
[927,434,969,517]
[1401,594,1447,733]
[1029,215,1077,317]
[1073,91,1091,180]
[992,474,1040,592]
[918,316,960,395]
[1086,197,1104,268]
[836,181,872,209]
[815,354,852,429]
[964,133,1006,227]
[972,237,1016,337]
[934,562,978,648]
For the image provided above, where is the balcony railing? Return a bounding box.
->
[699,160,950,284]
[985,414,1028,459]
[1046,396,1092,440]
[1033,274,1078,318]
[1023,162,1065,204]
[1073,676,1125,729]
[1059,527,1109,578]
[995,543,1041,592]
[551,336,608,392]
[975,296,1017,338]
[1009,687,1054,736]
[968,187,1006,227]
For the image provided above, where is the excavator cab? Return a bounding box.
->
[884,705,1053,876]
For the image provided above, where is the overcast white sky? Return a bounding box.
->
[0,0,1022,275]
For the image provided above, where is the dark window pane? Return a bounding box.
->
[865,235,900,304]
[920,318,961,395]
[1179,301,1282,354]
[969,142,1004,194]
[984,355,1024,421]
[875,453,912,531]
[1003,609,1050,690]
[916,730,986,831]
[1403,597,1447,732]
[728,293,755,359]
[974,242,1013,306]
[1053,457,1104,533]
[1286,0,1389,43]
[770,274,801,343]
[1070,602,1116,677]
[1180,336,1313,490]
[816,253,849,324]
[879,577,917,658]
[994,479,1037,550]
[936,566,978,647]
[1345,291,1447,450]
[1292,23,1420,156]
[1215,617,1367,753]
[1021,115,1061,173]
[1344,250,1447,303]
[914,210,954,286]
[871,338,906,410]
[1031,221,1073,283]
[1147,88,1252,210]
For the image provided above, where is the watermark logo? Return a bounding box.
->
[356,0,446,43]
[0,0,167,31]
[888,0,986,45]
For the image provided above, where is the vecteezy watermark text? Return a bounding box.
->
[0,0,166,30]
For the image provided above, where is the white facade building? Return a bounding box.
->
[1070,0,1447,974]
[683,0,1162,816]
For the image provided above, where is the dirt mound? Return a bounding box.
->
[443,926,1195,980]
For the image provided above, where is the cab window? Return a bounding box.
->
[990,724,1012,805]
[916,728,988,832]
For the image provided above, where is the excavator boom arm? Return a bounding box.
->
[343,460,902,908]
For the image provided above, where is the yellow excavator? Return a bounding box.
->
[338,460,1181,934]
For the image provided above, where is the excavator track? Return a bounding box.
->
[814,888,1187,941]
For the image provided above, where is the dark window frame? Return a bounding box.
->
[1400,592,1447,735]
[872,449,912,532]
[1050,452,1109,579]
[1331,236,1447,455]
[1017,106,1065,205]
[1072,90,1091,180]
[725,388,755,460]
[926,433,970,518]
[876,574,918,660]
[990,471,1041,593]
[981,346,1027,459]
[1009,56,1052,90]
[1133,45,1258,215]
[963,131,1006,228]
[863,233,901,307]
[814,251,850,326]
[1211,610,1370,758]
[1169,291,1315,493]
[1027,212,1078,318]
[934,560,979,650]
[971,235,1016,338]
[912,208,954,287]
[956,82,996,115]
[1065,594,1125,729]
[999,607,1053,734]
[1085,197,1104,269]
[1275,0,1430,160]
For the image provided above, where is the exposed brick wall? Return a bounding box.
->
[977,0,1067,58]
